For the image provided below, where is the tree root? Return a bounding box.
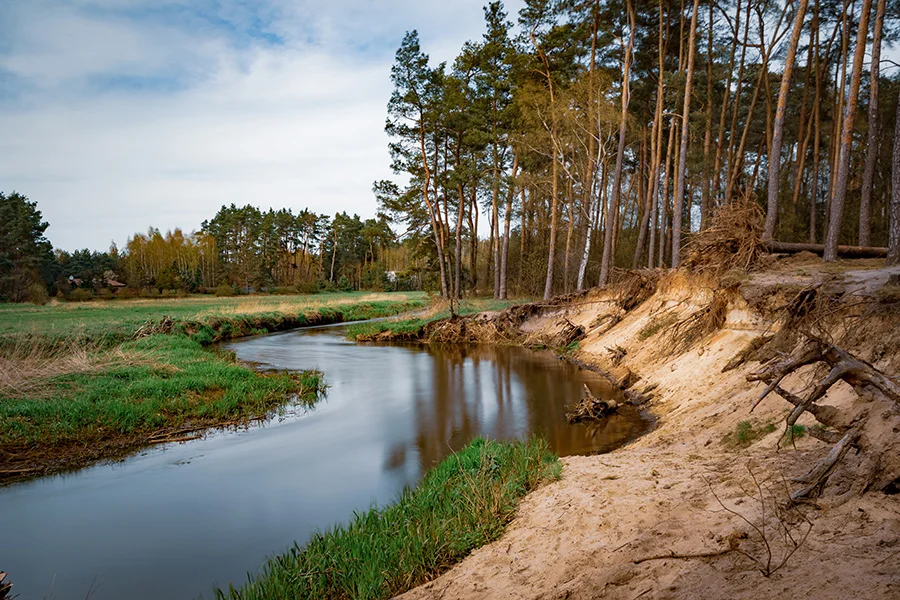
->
[747,336,900,500]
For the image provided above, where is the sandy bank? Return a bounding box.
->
[398,260,900,600]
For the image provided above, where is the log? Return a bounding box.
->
[764,241,887,258]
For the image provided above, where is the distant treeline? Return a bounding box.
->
[0,193,422,303]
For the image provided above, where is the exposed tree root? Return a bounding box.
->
[748,336,900,500]
[566,384,619,424]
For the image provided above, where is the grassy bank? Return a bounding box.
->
[215,437,560,600]
[347,298,522,342]
[0,335,324,480]
[0,292,427,481]
[0,292,428,350]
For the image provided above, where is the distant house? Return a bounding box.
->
[106,279,127,289]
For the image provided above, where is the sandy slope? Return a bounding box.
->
[398,264,900,600]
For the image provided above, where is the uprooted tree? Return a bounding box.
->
[742,287,900,501]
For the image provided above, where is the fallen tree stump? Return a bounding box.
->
[567,384,619,424]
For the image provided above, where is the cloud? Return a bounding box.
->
[0,0,524,250]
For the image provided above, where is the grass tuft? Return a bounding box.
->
[723,420,777,449]
[215,437,560,600]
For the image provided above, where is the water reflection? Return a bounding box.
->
[0,325,649,600]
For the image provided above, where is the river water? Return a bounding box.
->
[1,323,649,600]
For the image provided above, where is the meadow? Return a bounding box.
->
[0,291,428,480]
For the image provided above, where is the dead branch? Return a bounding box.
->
[790,430,861,501]
[566,384,619,424]
[633,549,733,564]
[747,336,900,499]
[0,572,12,600]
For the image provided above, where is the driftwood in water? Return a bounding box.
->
[764,241,887,258]
[0,572,12,600]
[748,337,900,500]
[567,384,619,424]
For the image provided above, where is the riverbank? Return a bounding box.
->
[396,257,900,599]
[216,437,560,600]
[0,292,426,482]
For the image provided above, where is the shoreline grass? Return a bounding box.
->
[0,292,427,482]
[214,437,560,600]
[0,292,428,351]
[347,298,523,342]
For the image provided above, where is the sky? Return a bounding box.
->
[0,0,525,251]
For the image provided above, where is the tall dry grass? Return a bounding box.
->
[0,336,153,399]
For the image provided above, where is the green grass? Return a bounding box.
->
[723,420,778,449]
[0,292,427,350]
[346,298,522,341]
[0,334,324,447]
[215,437,560,600]
[0,292,427,478]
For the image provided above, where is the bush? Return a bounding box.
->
[214,283,235,297]
[337,275,353,292]
[67,288,94,302]
[25,283,50,305]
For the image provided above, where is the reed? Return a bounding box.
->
[215,437,560,600]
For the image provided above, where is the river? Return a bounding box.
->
[0,323,649,599]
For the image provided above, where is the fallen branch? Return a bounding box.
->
[633,549,733,564]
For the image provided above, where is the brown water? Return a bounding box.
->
[0,323,650,600]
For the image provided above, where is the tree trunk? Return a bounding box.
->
[599,0,636,285]
[671,0,702,268]
[858,0,885,247]
[633,128,651,267]
[700,0,714,230]
[500,152,519,300]
[888,95,900,265]
[824,0,873,262]
[647,0,667,268]
[764,0,810,241]
[659,117,678,267]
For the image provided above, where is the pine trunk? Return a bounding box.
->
[824,0,873,261]
[764,0,810,241]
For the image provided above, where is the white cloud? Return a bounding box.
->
[0,0,525,250]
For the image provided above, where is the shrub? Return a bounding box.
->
[67,288,94,302]
[25,283,50,305]
[214,283,235,297]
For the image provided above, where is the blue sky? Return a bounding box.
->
[0,0,525,250]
